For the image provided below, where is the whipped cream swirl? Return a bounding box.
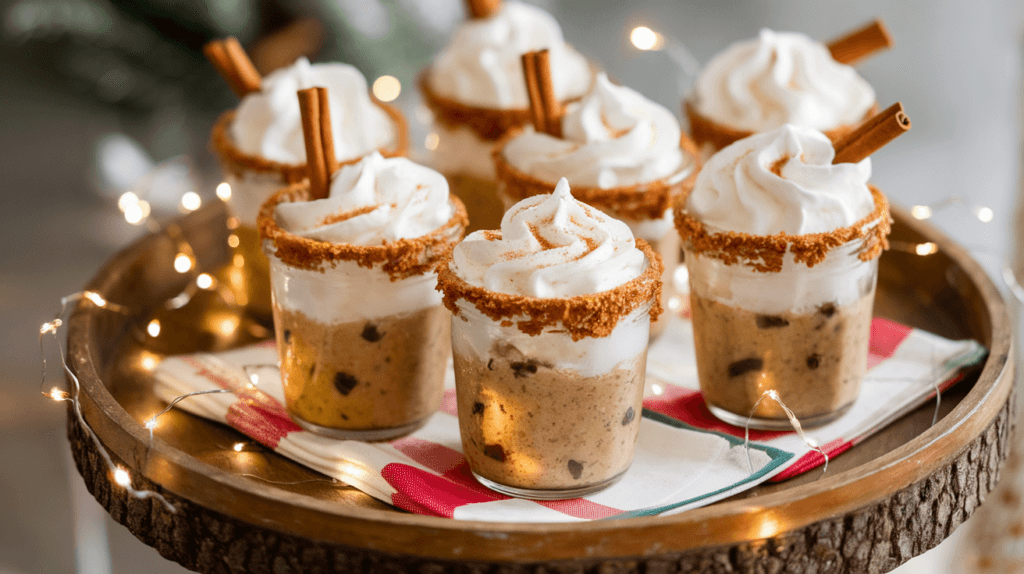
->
[428,1,591,109]
[452,178,646,297]
[502,73,692,188]
[232,57,395,164]
[693,29,875,133]
[274,153,453,245]
[684,124,874,235]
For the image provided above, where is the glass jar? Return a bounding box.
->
[451,299,652,499]
[684,233,880,429]
[260,185,465,440]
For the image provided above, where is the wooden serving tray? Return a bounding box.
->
[66,204,1014,574]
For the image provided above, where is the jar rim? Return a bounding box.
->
[436,239,663,341]
[258,182,468,281]
[674,185,891,272]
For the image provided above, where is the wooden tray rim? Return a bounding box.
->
[66,204,1014,562]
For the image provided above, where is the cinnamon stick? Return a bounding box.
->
[465,0,501,19]
[521,49,562,137]
[203,37,262,97]
[297,87,336,200]
[534,50,562,138]
[521,52,547,135]
[832,102,910,164]
[826,18,894,66]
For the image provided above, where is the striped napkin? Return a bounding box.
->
[152,315,985,521]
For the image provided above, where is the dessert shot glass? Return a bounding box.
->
[211,105,408,322]
[417,1,594,233]
[676,187,891,429]
[258,183,466,440]
[436,241,663,499]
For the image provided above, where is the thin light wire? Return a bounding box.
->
[41,294,177,512]
[744,390,829,476]
[145,389,233,442]
[239,474,340,486]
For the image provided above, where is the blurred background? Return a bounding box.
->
[1,0,1022,572]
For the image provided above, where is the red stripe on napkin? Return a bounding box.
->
[226,401,302,448]
[391,437,510,498]
[392,436,466,475]
[390,437,623,519]
[383,463,502,518]
[182,356,300,448]
[869,317,914,368]
[537,498,621,519]
[643,385,790,441]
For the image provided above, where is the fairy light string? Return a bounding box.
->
[40,181,304,508]
[743,390,830,476]
[40,292,177,513]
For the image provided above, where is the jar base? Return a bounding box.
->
[707,402,854,431]
[290,415,428,442]
[471,469,627,500]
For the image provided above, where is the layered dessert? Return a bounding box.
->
[675,125,890,428]
[495,71,700,338]
[420,0,593,232]
[259,152,467,440]
[685,29,877,155]
[211,55,408,320]
[437,179,662,498]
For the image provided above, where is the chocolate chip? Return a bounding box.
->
[283,329,291,343]
[568,460,584,479]
[807,354,821,369]
[484,444,506,462]
[333,372,359,396]
[818,303,837,318]
[472,402,484,415]
[728,358,764,378]
[487,358,494,370]
[756,315,789,329]
[510,360,540,378]
[341,413,348,421]
[833,321,845,334]
[622,407,635,426]
[360,323,384,342]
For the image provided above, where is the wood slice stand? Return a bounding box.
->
[65,204,1015,573]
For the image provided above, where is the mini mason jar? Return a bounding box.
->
[436,241,663,499]
[676,187,891,429]
[258,183,466,440]
[211,107,408,322]
[492,134,699,341]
